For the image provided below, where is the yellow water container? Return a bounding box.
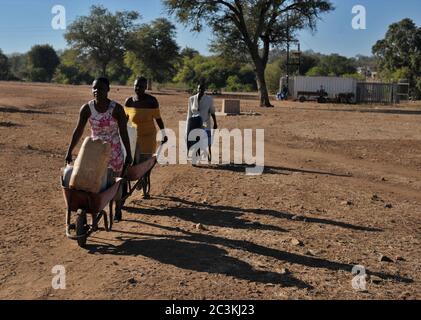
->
[70,137,111,193]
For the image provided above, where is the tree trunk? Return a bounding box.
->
[101,63,107,77]
[147,78,153,91]
[254,61,273,107]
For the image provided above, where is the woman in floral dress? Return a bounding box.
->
[65,77,132,221]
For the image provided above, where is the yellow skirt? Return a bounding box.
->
[135,133,157,157]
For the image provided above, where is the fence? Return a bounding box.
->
[397,81,410,101]
[356,82,400,104]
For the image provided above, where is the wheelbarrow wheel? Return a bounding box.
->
[76,210,88,248]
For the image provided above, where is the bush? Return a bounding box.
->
[28,68,49,82]
[306,66,328,77]
[27,45,60,82]
[413,78,421,99]
[54,65,94,85]
[342,73,366,81]
[265,61,282,93]
[0,49,10,80]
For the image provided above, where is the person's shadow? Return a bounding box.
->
[197,163,353,177]
[87,195,411,289]
[136,195,383,233]
[87,237,311,289]
[89,221,412,286]
[125,203,288,233]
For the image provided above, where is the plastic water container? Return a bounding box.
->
[70,137,111,193]
[121,122,137,161]
[63,165,111,192]
[62,165,73,188]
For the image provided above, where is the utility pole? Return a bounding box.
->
[286,14,290,91]
[284,14,301,97]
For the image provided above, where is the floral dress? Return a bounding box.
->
[88,100,124,173]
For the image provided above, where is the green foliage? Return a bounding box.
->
[300,54,321,75]
[304,54,356,77]
[127,18,180,84]
[53,49,95,84]
[65,5,139,76]
[237,65,257,89]
[180,47,200,59]
[354,55,377,70]
[8,53,28,80]
[265,60,282,93]
[416,78,421,97]
[342,73,366,81]
[319,54,356,76]
[124,51,144,85]
[264,51,320,92]
[28,68,49,82]
[164,0,334,106]
[0,49,10,80]
[27,44,60,82]
[306,66,329,76]
[53,65,94,85]
[173,54,256,91]
[225,75,254,92]
[390,68,412,82]
[373,18,421,98]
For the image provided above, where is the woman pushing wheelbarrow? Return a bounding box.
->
[123,76,167,200]
[63,77,132,247]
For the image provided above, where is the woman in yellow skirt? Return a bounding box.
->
[124,76,167,199]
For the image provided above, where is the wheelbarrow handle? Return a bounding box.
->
[121,164,130,179]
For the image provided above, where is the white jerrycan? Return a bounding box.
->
[121,121,137,161]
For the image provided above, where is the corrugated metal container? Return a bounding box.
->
[356,82,399,104]
[281,76,357,102]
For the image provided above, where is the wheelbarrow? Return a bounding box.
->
[62,177,123,248]
[114,156,158,221]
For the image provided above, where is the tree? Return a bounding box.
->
[65,5,139,77]
[173,53,256,91]
[53,49,95,84]
[26,45,60,82]
[305,54,356,76]
[8,53,27,80]
[265,51,319,93]
[127,18,180,87]
[265,59,283,93]
[306,65,328,76]
[108,59,132,85]
[180,47,200,59]
[299,54,320,75]
[174,55,227,89]
[373,18,421,98]
[0,49,10,80]
[354,54,377,70]
[164,0,333,107]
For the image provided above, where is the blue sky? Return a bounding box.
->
[0,0,420,57]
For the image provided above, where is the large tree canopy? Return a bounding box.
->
[373,18,421,98]
[127,18,180,85]
[27,44,60,82]
[164,0,333,106]
[306,54,356,76]
[65,5,139,76]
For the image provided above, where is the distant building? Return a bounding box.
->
[357,66,378,81]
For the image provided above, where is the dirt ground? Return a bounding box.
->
[0,81,420,300]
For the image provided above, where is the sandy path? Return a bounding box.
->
[0,82,420,300]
